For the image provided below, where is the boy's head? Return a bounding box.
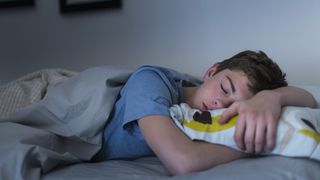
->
[187,50,287,111]
[213,50,288,94]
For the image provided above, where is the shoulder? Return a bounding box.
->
[120,66,183,106]
[130,65,177,80]
[130,66,165,82]
[125,66,179,91]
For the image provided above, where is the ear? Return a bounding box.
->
[203,63,220,81]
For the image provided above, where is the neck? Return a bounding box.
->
[182,87,197,107]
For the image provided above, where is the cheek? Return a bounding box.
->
[199,85,217,101]
[205,83,218,96]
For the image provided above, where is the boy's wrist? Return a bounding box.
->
[271,89,284,106]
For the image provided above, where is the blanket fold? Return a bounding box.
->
[0,69,76,119]
[0,66,131,180]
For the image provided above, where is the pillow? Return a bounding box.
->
[169,103,320,161]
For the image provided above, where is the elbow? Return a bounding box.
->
[166,153,201,176]
[169,164,191,176]
[307,94,317,108]
[311,98,318,108]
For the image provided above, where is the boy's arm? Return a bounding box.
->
[219,86,317,154]
[138,115,247,175]
[273,86,316,107]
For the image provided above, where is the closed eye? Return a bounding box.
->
[220,83,228,94]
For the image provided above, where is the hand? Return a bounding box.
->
[218,90,282,154]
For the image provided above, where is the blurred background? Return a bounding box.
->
[0,0,319,85]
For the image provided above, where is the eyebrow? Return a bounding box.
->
[226,75,235,93]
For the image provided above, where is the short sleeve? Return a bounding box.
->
[120,68,179,132]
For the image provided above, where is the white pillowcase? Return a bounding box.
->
[169,103,320,161]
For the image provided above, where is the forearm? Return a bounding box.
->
[272,86,317,108]
[179,141,246,174]
[138,115,246,175]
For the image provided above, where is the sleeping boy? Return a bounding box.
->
[97,50,317,175]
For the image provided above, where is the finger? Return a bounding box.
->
[219,103,238,124]
[244,120,256,154]
[266,122,277,151]
[254,122,266,154]
[234,114,246,150]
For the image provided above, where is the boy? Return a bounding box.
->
[97,50,316,175]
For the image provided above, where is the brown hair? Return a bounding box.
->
[214,50,288,94]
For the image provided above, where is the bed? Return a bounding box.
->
[1,66,320,180]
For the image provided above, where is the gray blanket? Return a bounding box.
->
[0,66,131,180]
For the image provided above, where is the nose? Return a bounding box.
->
[212,98,232,109]
[212,99,224,109]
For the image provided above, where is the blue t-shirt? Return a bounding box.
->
[97,66,200,160]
